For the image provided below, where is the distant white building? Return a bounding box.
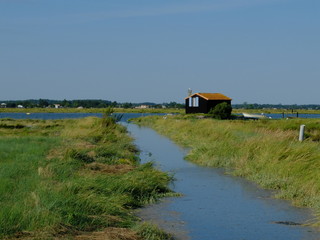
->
[17,105,24,108]
[135,105,149,109]
[54,104,61,109]
[1,103,6,108]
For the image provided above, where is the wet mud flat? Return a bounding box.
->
[136,198,190,240]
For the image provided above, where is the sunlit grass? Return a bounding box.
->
[0,136,59,235]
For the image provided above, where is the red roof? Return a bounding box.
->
[185,93,232,101]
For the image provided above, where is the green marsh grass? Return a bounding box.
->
[0,117,173,239]
[134,115,320,225]
[0,136,59,236]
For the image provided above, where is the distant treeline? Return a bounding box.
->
[0,99,185,109]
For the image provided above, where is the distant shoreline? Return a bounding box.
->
[1,107,320,115]
[0,107,184,114]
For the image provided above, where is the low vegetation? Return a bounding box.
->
[208,102,232,119]
[134,115,320,224]
[0,115,174,239]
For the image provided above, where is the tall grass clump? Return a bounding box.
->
[0,116,173,239]
[134,115,320,224]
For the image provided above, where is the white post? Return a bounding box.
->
[299,125,305,142]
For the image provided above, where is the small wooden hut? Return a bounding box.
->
[185,93,232,114]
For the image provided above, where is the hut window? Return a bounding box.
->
[188,97,199,107]
[193,97,199,107]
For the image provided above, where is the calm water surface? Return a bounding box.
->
[0,112,165,121]
[0,112,103,119]
[125,123,320,240]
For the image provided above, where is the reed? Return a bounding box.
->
[134,115,320,224]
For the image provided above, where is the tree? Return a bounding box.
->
[208,102,232,120]
[61,99,70,107]
[38,99,49,108]
[122,102,133,108]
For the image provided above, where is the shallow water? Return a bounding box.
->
[0,112,103,119]
[126,123,320,240]
[0,112,165,121]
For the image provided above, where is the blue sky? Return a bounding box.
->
[1,0,319,104]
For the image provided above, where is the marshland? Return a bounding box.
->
[2,109,320,239]
[0,112,175,240]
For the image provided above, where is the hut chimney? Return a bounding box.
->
[188,88,192,96]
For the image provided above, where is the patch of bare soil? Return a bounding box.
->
[74,228,139,240]
[87,163,134,174]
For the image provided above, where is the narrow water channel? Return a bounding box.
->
[125,123,320,240]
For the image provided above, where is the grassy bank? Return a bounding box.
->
[232,108,320,114]
[0,116,174,239]
[134,115,320,224]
